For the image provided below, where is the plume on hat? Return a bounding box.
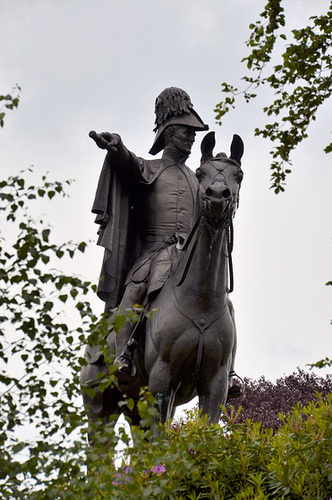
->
[153,87,194,131]
[149,87,208,155]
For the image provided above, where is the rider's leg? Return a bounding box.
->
[115,280,147,375]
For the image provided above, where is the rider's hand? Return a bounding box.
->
[89,131,121,156]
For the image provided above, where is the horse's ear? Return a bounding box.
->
[201,131,215,162]
[230,134,244,165]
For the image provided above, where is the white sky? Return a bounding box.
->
[1,0,331,388]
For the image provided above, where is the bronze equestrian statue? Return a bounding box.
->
[81,88,244,426]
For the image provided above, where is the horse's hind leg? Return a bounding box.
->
[198,366,229,424]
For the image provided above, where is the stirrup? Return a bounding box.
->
[227,371,244,399]
[114,354,137,377]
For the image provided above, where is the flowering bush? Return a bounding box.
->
[76,395,331,499]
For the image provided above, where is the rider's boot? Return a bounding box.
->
[227,371,244,399]
[114,321,138,377]
[114,340,136,377]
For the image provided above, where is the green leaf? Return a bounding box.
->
[42,229,50,242]
[78,242,87,252]
[127,398,135,412]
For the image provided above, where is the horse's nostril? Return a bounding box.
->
[206,185,231,199]
[222,188,231,199]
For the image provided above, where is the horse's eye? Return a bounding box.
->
[196,168,204,180]
[235,170,244,183]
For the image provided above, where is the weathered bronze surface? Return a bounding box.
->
[81,88,244,427]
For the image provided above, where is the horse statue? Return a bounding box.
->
[81,131,244,429]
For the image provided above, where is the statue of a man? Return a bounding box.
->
[90,87,208,376]
[89,88,243,398]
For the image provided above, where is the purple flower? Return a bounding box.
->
[112,467,131,485]
[152,464,166,477]
[112,473,122,486]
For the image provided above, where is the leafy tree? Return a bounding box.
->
[0,168,97,497]
[226,368,332,433]
[215,0,332,193]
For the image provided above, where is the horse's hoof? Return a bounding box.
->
[115,355,137,377]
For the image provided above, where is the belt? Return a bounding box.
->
[145,233,187,245]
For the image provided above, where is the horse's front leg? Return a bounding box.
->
[198,365,229,424]
[148,357,174,424]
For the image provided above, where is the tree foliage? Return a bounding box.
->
[0,169,96,497]
[225,368,332,433]
[215,0,332,193]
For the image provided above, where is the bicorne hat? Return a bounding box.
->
[149,87,209,155]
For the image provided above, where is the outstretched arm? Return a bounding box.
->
[89,130,131,165]
[89,130,151,184]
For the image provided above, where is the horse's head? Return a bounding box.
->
[196,132,244,227]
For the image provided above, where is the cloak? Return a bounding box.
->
[92,154,140,310]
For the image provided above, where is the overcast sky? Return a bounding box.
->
[1,0,331,390]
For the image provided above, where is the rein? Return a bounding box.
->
[175,212,206,286]
[175,205,235,293]
[227,212,234,293]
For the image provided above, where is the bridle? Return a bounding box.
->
[175,157,241,290]
[175,195,235,292]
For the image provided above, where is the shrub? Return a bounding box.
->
[228,368,332,433]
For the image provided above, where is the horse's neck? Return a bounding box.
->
[174,225,229,309]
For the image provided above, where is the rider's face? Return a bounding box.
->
[169,126,196,156]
